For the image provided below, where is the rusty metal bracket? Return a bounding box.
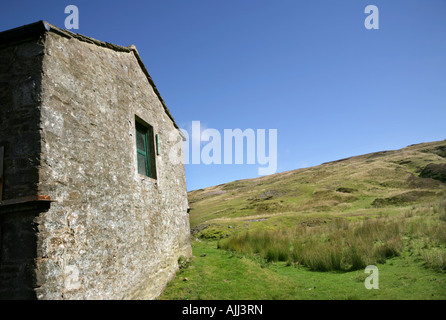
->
[0,195,55,215]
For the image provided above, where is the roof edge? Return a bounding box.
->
[0,20,50,45]
[44,22,181,131]
[0,21,181,132]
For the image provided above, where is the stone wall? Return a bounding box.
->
[1,27,191,299]
[0,36,45,299]
[0,37,44,200]
[0,204,50,300]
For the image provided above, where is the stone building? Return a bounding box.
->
[0,21,191,299]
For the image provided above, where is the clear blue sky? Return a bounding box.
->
[2,1,445,191]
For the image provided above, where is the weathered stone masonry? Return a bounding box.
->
[0,21,191,299]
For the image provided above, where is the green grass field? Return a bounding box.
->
[160,240,446,300]
[160,140,446,300]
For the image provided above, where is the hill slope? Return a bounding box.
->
[188,140,446,237]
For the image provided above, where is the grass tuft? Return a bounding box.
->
[219,198,446,272]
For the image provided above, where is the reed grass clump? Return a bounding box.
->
[218,198,446,272]
[219,217,405,271]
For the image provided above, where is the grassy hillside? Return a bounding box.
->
[188,140,446,236]
[160,140,446,300]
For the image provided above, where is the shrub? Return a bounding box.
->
[422,249,446,271]
[419,163,446,183]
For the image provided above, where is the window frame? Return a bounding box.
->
[135,117,157,179]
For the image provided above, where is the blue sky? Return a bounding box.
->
[1,1,445,191]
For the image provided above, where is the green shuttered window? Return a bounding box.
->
[135,118,157,179]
